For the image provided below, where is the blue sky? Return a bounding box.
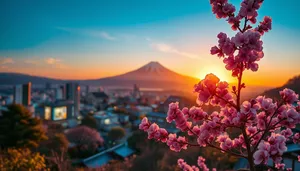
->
[0,0,299,86]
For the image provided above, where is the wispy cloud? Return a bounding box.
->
[150,43,200,59]
[45,58,68,69]
[45,58,61,65]
[0,57,14,65]
[93,31,116,40]
[56,27,116,41]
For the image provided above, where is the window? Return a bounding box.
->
[53,106,67,120]
[104,118,110,124]
[45,107,51,120]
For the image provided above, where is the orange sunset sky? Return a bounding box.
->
[0,0,299,87]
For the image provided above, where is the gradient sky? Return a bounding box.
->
[0,0,299,87]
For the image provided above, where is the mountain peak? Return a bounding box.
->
[140,61,167,73]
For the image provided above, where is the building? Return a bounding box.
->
[86,92,109,110]
[93,111,120,131]
[132,84,141,99]
[55,85,66,100]
[13,82,31,106]
[82,143,135,168]
[159,95,195,113]
[66,82,80,116]
[144,112,178,133]
[45,82,52,90]
[36,100,75,122]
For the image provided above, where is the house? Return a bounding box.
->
[93,111,120,131]
[159,95,195,113]
[35,100,79,128]
[36,100,75,121]
[145,112,178,133]
[82,143,135,168]
[86,92,109,110]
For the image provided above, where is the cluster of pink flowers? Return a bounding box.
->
[280,88,299,104]
[209,0,235,19]
[167,102,192,131]
[293,133,300,144]
[194,73,234,106]
[209,0,271,77]
[238,0,263,24]
[139,0,300,170]
[211,29,264,76]
[255,16,272,35]
[177,159,199,171]
[139,117,168,143]
[253,133,288,165]
[177,157,212,171]
[197,157,210,171]
[139,117,188,152]
[167,133,188,152]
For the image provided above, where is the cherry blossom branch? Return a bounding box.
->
[214,94,238,109]
[206,141,247,158]
[236,63,244,111]
[253,102,284,152]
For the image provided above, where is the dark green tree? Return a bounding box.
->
[39,133,69,155]
[81,114,97,130]
[108,127,126,142]
[0,104,47,148]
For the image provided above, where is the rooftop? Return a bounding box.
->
[91,92,109,98]
[82,143,135,168]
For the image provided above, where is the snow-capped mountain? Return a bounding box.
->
[0,61,200,90]
[85,61,200,89]
[112,61,195,81]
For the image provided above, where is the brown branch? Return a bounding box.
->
[206,141,246,158]
[252,102,284,152]
[214,94,238,109]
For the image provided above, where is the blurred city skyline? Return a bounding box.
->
[0,0,299,86]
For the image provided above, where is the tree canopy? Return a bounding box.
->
[0,104,47,148]
[81,114,97,129]
[108,127,126,142]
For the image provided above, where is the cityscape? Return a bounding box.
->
[1,0,300,171]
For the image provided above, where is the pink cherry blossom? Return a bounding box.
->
[293,133,300,144]
[253,149,269,165]
[178,159,199,171]
[189,106,207,121]
[197,156,209,171]
[228,16,240,31]
[280,88,299,104]
[139,117,150,131]
[153,128,169,143]
[256,16,272,35]
[281,128,293,139]
[147,123,159,139]
[167,134,188,152]
[275,163,285,170]
[167,102,180,123]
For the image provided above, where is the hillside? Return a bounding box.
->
[262,75,300,100]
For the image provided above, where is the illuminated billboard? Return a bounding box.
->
[45,107,51,120]
[53,106,67,121]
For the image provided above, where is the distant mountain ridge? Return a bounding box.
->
[0,61,200,90]
[262,75,300,100]
[0,72,65,85]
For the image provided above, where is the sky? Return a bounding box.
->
[0,0,299,87]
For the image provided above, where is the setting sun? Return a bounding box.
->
[197,66,233,83]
